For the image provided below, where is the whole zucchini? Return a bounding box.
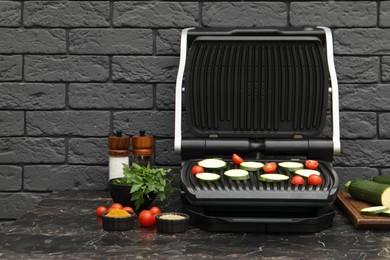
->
[345,180,390,207]
[372,176,390,185]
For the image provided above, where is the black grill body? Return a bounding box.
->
[175,27,340,233]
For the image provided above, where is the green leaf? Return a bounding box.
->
[132,163,141,170]
[130,183,143,193]
[145,185,155,194]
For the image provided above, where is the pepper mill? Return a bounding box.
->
[132,131,154,166]
[108,130,130,180]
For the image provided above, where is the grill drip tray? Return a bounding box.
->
[182,202,335,233]
[180,159,338,232]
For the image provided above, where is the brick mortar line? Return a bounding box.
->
[377,112,381,144]
[109,1,113,28]
[21,54,25,82]
[153,83,157,110]
[15,26,385,29]
[20,54,179,57]
[286,1,291,26]
[152,29,157,55]
[109,110,114,135]
[66,29,70,54]
[198,1,202,27]
[377,0,381,27]
[65,83,70,110]
[379,56,383,83]
[20,1,24,29]
[108,56,113,82]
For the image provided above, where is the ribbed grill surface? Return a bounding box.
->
[181,160,338,204]
[186,39,328,137]
[188,161,333,193]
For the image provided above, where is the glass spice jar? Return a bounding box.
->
[108,130,130,180]
[132,131,154,166]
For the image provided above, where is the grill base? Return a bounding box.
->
[180,158,338,232]
[183,201,335,233]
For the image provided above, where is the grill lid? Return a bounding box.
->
[174,27,341,159]
[185,31,329,138]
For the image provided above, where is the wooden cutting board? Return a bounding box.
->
[336,191,390,229]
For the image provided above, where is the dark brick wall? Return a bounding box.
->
[0,1,388,221]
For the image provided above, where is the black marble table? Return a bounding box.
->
[1,191,390,259]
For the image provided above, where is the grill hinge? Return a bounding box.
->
[181,138,334,161]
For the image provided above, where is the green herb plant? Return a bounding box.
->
[113,163,173,210]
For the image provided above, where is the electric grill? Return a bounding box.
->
[174,27,340,232]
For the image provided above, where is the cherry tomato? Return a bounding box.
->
[95,206,108,217]
[263,162,277,173]
[305,160,319,170]
[122,206,134,213]
[149,206,161,216]
[308,174,323,186]
[109,203,123,210]
[138,210,155,227]
[191,165,204,175]
[232,153,244,165]
[291,175,305,185]
[149,206,162,224]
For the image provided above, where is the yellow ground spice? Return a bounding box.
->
[105,208,131,218]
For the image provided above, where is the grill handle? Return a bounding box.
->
[181,139,333,161]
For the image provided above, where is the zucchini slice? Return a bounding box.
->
[239,162,264,171]
[224,169,250,180]
[360,206,389,215]
[195,172,221,182]
[295,169,320,178]
[379,209,390,217]
[259,174,289,182]
[278,162,304,171]
[198,159,227,169]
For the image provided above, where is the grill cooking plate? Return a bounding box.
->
[181,159,338,208]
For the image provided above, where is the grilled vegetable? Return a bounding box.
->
[360,206,388,215]
[232,154,244,165]
[278,162,304,171]
[308,175,323,186]
[295,169,320,178]
[198,159,227,169]
[344,180,390,207]
[239,162,264,171]
[259,174,289,182]
[263,162,277,173]
[305,160,319,170]
[372,176,390,185]
[224,169,250,180]
[195,172,221,182]
[191,165,204,175]
[379,209,390,217]
[291,175,305,185]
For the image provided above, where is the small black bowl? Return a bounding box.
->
[102,211,136,231]
[155,213,190,233]
[108,178,156,210]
